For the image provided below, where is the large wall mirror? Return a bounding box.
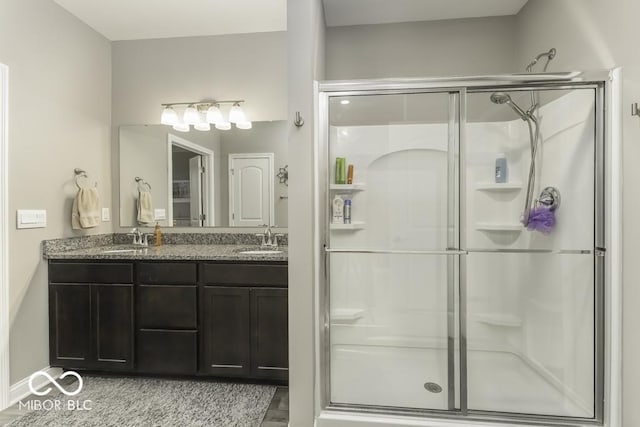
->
[119,121,288,228]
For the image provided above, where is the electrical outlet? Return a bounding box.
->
[101,208,110,221]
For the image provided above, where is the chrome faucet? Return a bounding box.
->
[255,225,283,248]
[129,228,150,247]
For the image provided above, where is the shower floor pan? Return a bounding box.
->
[330,345,592,419]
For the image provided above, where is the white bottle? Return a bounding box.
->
[332,195,344,224]
[495,153,507,183]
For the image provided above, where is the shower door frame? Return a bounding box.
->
[315,70,613,427]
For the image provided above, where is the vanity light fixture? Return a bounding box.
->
[160,106,179,126]
[160,100,252,131]
[183,104,200,125]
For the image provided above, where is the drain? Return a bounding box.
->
[424,382,443,393]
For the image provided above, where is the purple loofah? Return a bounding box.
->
[525,206,556,234]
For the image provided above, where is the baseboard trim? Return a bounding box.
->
[9,366,63,406]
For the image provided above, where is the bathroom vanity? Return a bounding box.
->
[44,237,288,383]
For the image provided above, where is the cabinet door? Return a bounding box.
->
[49,284,91,368]
[250,288,288,380]
[91,284,134,370]
[200,286,250,377]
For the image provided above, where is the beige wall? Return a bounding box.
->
[325,16,518,80]
[219,121,289,227]
[119,126,221,227]
[287,0,325,425]
[111,32,287,232]
[516,2,635,426]
[0,0,112,382]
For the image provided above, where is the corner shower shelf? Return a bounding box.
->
[475,313,523,328]
[331,308,365,322]
[475,182,522,191]
[330,221,365,231]
[475,223,523,232]
[330,183,366,192]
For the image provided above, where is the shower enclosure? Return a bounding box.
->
[315,71,613,426]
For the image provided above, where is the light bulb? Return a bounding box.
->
[236,121,252,130]
[215,121,231,131]
[172,122,190,132]
[161,107,178,125]
[183,105,200,125]
[194,122,211,131]
[228,104,246,124]
[206,105,223,124]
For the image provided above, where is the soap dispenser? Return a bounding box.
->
[154,222,162,247]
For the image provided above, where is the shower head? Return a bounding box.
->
[490,92,529,121]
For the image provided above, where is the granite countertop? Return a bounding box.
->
[45,244,288,262]
[42,233,288,262]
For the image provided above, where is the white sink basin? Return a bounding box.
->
[101,249,140,254]
[239,250,283,255]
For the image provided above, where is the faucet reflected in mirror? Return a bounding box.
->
[119,120,288,229]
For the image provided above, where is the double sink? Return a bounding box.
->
[101,246,283,255]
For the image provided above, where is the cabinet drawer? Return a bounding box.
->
[137,329,197,375]
[137,262,197,285]
[49,262,133,284]
[201,263,287,287]
[138,285,197,329]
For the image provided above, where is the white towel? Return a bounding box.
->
[137,190,154,225]
[72,187,100,229]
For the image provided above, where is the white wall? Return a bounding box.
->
[111,32,287,231]
[514,2,636,425]
[287,0,326,425]
[0,0,112,383]
[325,17,518,80]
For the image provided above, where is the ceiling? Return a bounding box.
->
[52,0,528,41]
[52,0,287,41]
[323,0,529,27]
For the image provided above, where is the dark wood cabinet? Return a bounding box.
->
[49,259,287,382]
[251,288,288,380]
[49,262,134,371]
[136,262,198,375]
[200,262,288,381]
[200,286,251,376]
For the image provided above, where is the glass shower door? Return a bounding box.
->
[325,91,461,411]
[464,87,600,420]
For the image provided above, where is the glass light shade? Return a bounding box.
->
[236,121,252,130]
[160,107,179,125]
[172,122,190,132]
[194,122,211,131]
[215,121,232,131]
[183,105,200,125]
[228,104,247,124]
[206,105,224,124]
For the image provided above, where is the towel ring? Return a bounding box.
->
[135,177,152,192]
[74,168,96,189]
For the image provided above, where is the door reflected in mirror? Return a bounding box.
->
[119,121,288,228]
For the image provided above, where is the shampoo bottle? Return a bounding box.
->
[332,195,344,224]
[495,153,507,183]
[154,222,162,246]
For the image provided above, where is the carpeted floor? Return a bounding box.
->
[7,376,276,427]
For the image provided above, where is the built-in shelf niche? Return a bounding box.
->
[475,182,522,192]
[330,183,366,192]
[475,222,523,232]
[330,221,365,231]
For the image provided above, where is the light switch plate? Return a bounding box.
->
[154,209,166,220]
[101,207,110,221]
[17,209,47,229]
